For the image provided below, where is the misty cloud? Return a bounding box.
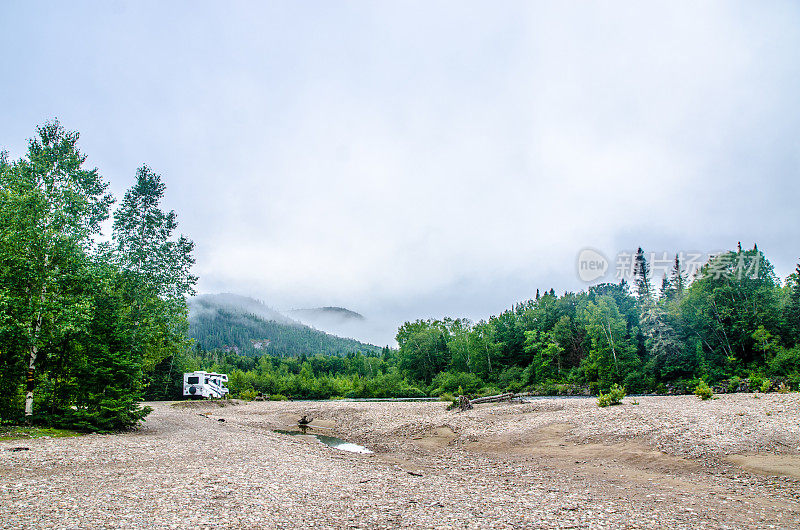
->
[2,1,798,345]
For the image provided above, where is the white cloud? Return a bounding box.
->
[2,1,799,344]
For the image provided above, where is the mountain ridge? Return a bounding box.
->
[288,306,366,321]
[188,294,379,357]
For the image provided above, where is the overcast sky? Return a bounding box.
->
[2,1,799,345]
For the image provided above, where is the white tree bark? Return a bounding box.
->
[25,253,48,418]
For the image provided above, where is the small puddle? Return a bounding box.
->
[275,429,373,454]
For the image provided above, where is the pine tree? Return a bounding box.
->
[633,247,652,303]
[662,254,686,301]
[787,262,800,345]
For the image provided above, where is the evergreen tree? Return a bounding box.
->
[668,254,686,299]
[786,262,800,346]
[659,274,670,299]
[60,259,152,431]
[633,247,652,303]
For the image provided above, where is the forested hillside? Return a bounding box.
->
[188,294,380,357]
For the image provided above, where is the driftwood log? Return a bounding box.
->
[457,392,522,412]
[469,392,515,405]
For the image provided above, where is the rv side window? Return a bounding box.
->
[187,376,200,384]
[205,378,210,384]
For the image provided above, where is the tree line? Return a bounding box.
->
[196,246,799,400]
[392,246,799,397]
[0,122,196,431]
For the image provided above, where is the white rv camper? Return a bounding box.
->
[183,371,230,399]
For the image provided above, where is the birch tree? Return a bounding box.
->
[0,121,113,418]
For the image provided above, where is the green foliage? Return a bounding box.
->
[0,426,82,441]
[429,371,484,396]
[748,374,764,392]
[238,388,258,401]
[580,296,640,390]
[396,319,450,383]
[769,346,800,378]
[784,265,800,345]
[270,394,288,401]
[0,122,195,431]
[477,386,503,397]
[694,381,713,400]
[759,379,772,393]
[727,376,742,393]
[597,384,626,407]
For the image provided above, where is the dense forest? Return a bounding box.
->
[188,294,380,357]
[182,247,800,400]
[0,122,196,431]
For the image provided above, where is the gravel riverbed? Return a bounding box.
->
[2,394,799,528]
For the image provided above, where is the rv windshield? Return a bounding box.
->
[187,376,199,384]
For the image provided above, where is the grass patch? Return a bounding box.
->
[170,399,237,408]
[0,426,83,441]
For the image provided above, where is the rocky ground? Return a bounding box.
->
[1,394,799,528]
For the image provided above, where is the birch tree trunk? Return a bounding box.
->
[25,255,48,418]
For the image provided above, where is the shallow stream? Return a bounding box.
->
[275,429,373,454]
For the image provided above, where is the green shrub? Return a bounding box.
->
[788,372,800,390]
[727,376,742,394]
[532,382,560,396]
[683,378,704,395]
[769,346,800,377]
[622,372,648,394]
[498,366,524,391]
[748,375,764,393]
[476,386,503,397]
[694,381,713,400]
[238,388,258,401]
[269,394,288,401]
[429,371,484,396]
[759,379,772,393]
[505,380,524,393]
[597,384,626,407]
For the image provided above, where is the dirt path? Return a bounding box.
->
[1,395,799,528]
